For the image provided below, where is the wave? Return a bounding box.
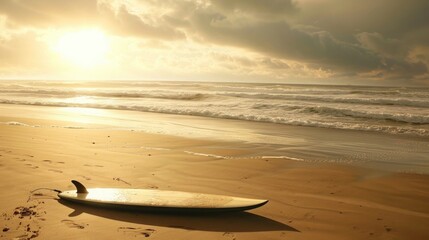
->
[183,151,306,161]
[1,121,30,127]
[1,99,428,137]
[0,121,88,129]
[2,80,428,94]
[252,103,429,124]
[306,106,429,124]
[221,92,429,108]
[302,106,429,124]
[0,89,207,101]
[2,87,429,108]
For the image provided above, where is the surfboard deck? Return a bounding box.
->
[58,181,268,213]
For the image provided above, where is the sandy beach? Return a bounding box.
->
[1,0,429,238]
[0,104,428,240]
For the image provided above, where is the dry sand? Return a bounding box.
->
[0,115,428,240]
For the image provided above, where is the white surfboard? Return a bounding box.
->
[58,180,268,213]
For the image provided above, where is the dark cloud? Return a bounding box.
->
[293,0,429,39]
[355,32,428,78]
[187,9,381,72]
[172,1,429,81]
[210,0,297,16]
[380,58,427,79]
[356,32,405,58]
[211,52,289,71]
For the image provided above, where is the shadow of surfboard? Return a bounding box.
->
[58,199,299,232]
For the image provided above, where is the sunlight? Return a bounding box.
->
[54,29,109,68]
[65,96,94,105]
[62,106,107,123]
[60,96,106,123]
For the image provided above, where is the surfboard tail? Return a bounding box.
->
[71,180,88,193]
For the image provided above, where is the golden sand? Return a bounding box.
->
[0,115,428,239]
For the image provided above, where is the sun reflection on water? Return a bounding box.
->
[61,102,107,123]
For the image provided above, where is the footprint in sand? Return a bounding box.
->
[113,177,131,186]
[118,227,156,237]
[223,232,236,240]
[61,219,87,229]
[28,190,58,202]
[25,163,39,169]
[84,164,104,168]
[78,175,91,180]
[43,160,65,165]
[1,203,45,240]
[48,169,63,173]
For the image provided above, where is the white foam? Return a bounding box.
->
[220,92,429,108]
[1,81,428,137]
[3,121,29,126]
[183,151,229,159]
[141,146,171,151]
[261,156,305,161]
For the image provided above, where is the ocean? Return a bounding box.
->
[1,80,428,173]
[1,80,428,136]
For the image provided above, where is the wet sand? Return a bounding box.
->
[0,108,429,239]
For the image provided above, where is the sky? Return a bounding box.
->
[0,0,428,86]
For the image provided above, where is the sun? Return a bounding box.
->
[54,29,109,68]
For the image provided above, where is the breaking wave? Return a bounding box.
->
[1,81,428,137]
[1,98,428,137]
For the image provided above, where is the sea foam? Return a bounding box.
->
[1,81,428,137]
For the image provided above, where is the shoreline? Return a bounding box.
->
[1,103,429,174]
[0,108,429,239]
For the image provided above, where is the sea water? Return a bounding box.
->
[1,80,428,173]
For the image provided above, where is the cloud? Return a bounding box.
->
[185,7,382,72]
[98,3,185,40]
[0,0,428,84]
[0,31,51,69]
[0,0,184,40]
[209,0,297,17]
[355,32,428,78]
[293,0,429,39]
[168,1,428,81]
[0,0,99,27]
[356,32,404,58]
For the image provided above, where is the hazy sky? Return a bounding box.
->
[0,0,428,85]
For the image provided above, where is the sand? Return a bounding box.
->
[1,112,429,239]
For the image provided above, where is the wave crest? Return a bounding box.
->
[1,99,428,137]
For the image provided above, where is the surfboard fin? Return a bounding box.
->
[71,180,88,194]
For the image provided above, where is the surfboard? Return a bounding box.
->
[58,180,268,213]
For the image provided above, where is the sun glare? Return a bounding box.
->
[54,29,109,68]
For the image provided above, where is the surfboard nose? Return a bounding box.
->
[260,200,269,207]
